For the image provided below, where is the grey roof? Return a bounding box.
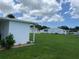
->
[0,17,36,25]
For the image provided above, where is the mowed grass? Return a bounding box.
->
[0,33,79,59]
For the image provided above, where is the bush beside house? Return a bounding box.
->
[0,34,15,49]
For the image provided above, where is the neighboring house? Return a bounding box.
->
[0,17,35,45]
[31,27,65,34]
[30,27,40,33]
[72,31,79,35]
[48,28,65,34]
[30,28,49,33]
[39,29,49,33]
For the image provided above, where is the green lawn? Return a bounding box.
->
[0,33,79,59]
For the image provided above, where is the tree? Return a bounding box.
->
[6,14,15,18]
[42,26,49,29]
[30,24,49,32]
[35,24,42,31]
[74,26,79,32]
[42,26,49,32]
[69,28,75,32]
[59,26,69,30]
[59,26,69,34]
[30,24,43,33]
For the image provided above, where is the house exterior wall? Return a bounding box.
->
[0,21,9,38]
[9,21,30,45]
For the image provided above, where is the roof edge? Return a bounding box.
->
[0,17,37,25]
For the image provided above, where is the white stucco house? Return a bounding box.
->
[48,28,65,34]
[31,27,66,34]
[0,17,36,45]
[72,31,79,35]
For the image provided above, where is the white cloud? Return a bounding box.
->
[18,0,62,14]
[41,16,49,21]
[48,14,64,22]
[0,2,12,13]
[0,0,13,4]
[69,0,79,19]
[17,14,43,23]
[0,0,14,16]
[13,4,22,10]
[16,0,63,22]
[70,8,79,19]
[17,13,64,23]
[0,0,64,22]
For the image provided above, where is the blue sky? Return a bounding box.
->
[40,0,79,28]
[0,0,79,28]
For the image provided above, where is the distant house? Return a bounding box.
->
[30,28,49,33]
[48,28,65,34]
[30,27,40,33]
[72,31,79,35]
[39,29,49,33]
[30,27,65,34]
[0,17,35,45]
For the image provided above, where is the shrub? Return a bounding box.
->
[0,36,1,47]
[0,39,6,48]
[0,34,15,49]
